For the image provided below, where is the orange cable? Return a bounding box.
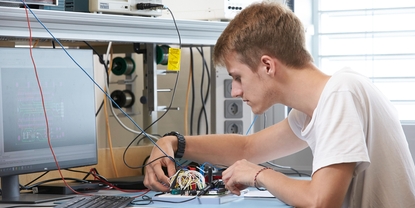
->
[32,39,39,48]
[104,46,119,177]
[23,4,81,195]
[184,49,193,135]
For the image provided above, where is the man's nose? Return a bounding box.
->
[231,81,242,98]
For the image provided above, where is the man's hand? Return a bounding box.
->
[222,159,264,195]
[143,136,177,192]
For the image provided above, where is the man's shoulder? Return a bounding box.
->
[325,68,371,93]
[331,68,366,82]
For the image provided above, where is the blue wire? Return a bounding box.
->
[20,1,175,163]
[245,115,258,135]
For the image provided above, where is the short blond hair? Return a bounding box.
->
[213,1,312,70]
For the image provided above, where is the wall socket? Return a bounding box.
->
[224,120,243,134]
[214,67,253,135]
[224,79,232,98]
[224,100,243,118]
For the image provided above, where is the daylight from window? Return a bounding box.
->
[316,0,415,122]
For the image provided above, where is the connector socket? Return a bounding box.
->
[136,3,164,10]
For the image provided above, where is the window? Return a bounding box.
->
[314,0,415,123]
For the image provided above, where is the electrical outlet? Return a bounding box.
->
[224,120,243,134]
[224,79,232,98]
[224,100,243,118]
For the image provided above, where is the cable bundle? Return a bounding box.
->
[169,169,206,194]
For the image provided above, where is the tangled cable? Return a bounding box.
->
[169,169,206,191]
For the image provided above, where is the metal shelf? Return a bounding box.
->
[0,6,228,45]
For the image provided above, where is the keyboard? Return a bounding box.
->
[55,195,135,208]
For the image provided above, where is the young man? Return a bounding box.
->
[144,2,415,207]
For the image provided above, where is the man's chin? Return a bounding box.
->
[251,107,266,115]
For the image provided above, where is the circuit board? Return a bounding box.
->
[153,191,244,204]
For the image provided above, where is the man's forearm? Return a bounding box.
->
[257,163,355,207]
[182,134,248,166]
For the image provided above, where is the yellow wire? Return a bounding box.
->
[103,46,119,177]
[32,39,39,48]
[184,49,193,135]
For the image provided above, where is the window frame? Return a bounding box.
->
[311,0,415,124]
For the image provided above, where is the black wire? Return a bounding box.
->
[145,156,172,168]
[264,161,306,177]
[65,168,111,183]
[125,152,173,170]
[142,155,150,175]
[122,7,182,169]
[152,196,198,203]
[95,101,105,117]
[136,135,151,146]
[201,48,211,133]
[82,41,109,117]
[87,168,113,184]
[23,171,49,187]
[131,194,197,205]
[23,177,90,189]
[64,168,95,180]
[196,47,210,135]
[189,47,195,135]
[122,71,180,169]
[284,171,311,177]
[51,40,55,49]
[166,7,182,48]
[260,163,310,177]
[196,47,206,135]
[290,167,303,177]
[169,169,183,189]
[136,134,161,145]
[64,168,90,174]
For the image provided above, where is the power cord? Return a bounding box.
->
[247,115,307,176]
[82,41,109,117]
[23,171,50,188]
[189,47,196,135]
[122,4,183,169]
[22,178,91,190]
[196,47,210,135]
[136,3,164,10]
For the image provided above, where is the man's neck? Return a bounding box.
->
[278,64,330,117]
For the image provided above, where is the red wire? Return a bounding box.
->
[24,4,150,197]
[89,168,150,196]
[23,5,147,198]
[23,3,81,195]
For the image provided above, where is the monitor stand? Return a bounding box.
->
[0,175,74,204]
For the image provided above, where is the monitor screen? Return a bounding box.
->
[0,47,97,203]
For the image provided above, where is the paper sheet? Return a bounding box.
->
[243,190,275,198]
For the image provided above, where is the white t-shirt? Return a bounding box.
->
[288,69,415,207]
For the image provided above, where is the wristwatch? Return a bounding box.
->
[163,131,186,158]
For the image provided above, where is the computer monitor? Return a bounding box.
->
[0,47,97,203]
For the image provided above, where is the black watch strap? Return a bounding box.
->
[163,131,186,158]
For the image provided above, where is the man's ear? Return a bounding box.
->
[260,55,276,77]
